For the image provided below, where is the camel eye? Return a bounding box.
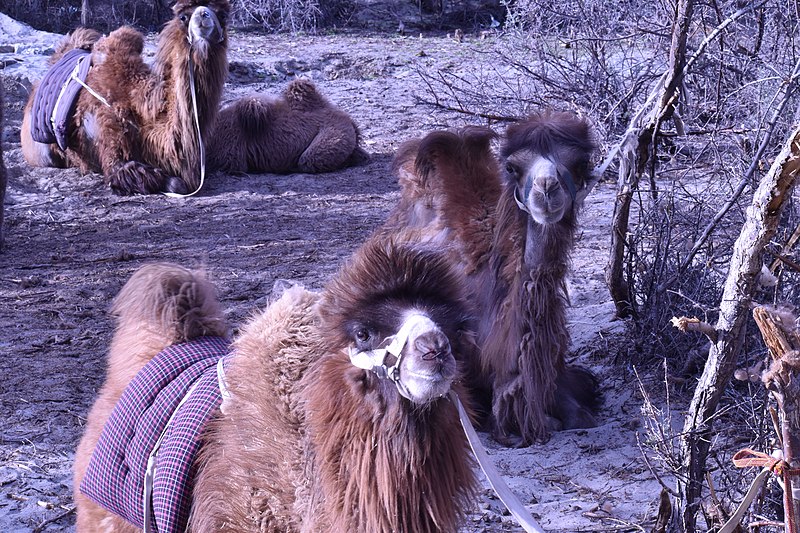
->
[505,162,516,175]
[179,13,189,23]
[356,328,370,343]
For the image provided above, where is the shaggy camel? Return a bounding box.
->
[190,236,479,532]
[0,83,6,249]
[73,263,229,532]
[386,112,600,446]
[75,238,480,532]
[22,0,229,195]
[208,78,369,174]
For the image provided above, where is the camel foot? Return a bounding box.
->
[108,161,173,195]
[164,176,192,195]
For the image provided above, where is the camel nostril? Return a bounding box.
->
[414,333,451,361]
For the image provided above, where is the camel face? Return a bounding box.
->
[187,6,224,44]
[388,312,457,403]
[347,308,457,405]
[507,150,576,225]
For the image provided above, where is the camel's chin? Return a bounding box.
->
[401,373,454,404]
[529,205,567,225]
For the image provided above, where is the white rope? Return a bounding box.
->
[142,380,200,533]
[71,66,112,109]
[163,51,206,198]
[451,391,548,533]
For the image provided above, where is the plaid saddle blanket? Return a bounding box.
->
[30,47,91,150]
[80,335,230,533]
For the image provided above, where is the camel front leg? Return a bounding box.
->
[93,110,182,195]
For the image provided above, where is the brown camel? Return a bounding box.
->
[73,263,229,532]
[21,0,229,195]
[208,78,369,174]
[385,112,600,446]
[74,236,479,532]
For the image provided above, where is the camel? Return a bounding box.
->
[73,263,229,532]
[385,112,600,446]
[0,83,6,250]
[21,0,229,195]
[74,236,480,532]
[208,77,369,174]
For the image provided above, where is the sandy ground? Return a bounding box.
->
[0,15,670,532]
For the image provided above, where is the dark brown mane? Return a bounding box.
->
[502,111,595,185]
[304,352,477,533]
[319,237,471,349]
[308,236,479,532]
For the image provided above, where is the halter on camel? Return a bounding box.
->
[513,156,579,215]
[346,313,548,533]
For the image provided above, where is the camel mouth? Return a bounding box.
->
[400,371,454,403]
[527,200,568,225]
[398,348,457,403]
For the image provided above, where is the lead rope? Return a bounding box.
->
[450,391,548,533]
[70,62,112,109]
[163,50,206,198]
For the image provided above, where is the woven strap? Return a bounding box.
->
[719,448,797,533]
[450,391,547,533]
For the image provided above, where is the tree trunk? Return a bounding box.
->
[81,0,93,27]
[673,124,800,532]
[605,0,694,319]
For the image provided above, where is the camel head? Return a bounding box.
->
[502,112,595,226]
[320,239,470,405]
[173,0,229,46]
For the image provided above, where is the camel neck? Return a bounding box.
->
[523,217,575,272]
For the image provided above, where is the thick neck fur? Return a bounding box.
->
[304,354,476,533]
[145,16,227,185]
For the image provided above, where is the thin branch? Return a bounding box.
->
[665,55,800,287]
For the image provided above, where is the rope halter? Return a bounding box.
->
[346,313,440,401]
[513,158,578,215]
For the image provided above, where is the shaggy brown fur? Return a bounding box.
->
[189,236,479,532]
[73,263,228,532]
[208,78,368,174]
[21,0,229,195]
[386,112,600,446]
[0,83,6,250]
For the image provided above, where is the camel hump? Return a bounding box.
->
[282,78,327,111]
[51,27,102,63]
[94,26,145,58]
[230,96,276,137]
[414,126,498,193]
[111,262,228,345]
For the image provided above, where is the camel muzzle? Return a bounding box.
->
[346,313,450,402]
[189,6,224,44]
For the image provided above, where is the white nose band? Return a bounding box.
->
[347,313,439,399]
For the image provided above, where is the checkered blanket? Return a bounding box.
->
[30,48,92,150]
[80,336,230,533]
